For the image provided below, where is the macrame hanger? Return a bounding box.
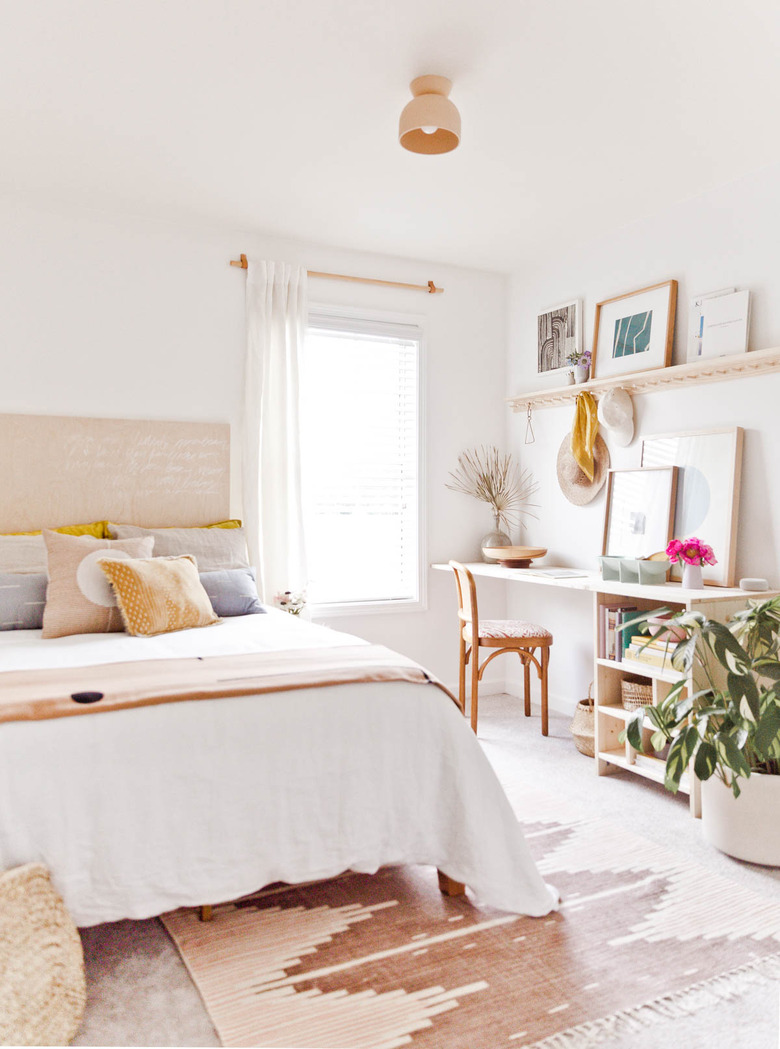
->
[525,404,536,445]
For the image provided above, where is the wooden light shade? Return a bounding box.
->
[399,75,460,155]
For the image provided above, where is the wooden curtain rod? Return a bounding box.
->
[229,254,443,294]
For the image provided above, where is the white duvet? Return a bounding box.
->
[0,612,557,926]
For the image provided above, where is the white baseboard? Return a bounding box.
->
[441,679,574,718]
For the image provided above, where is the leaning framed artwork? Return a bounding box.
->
[537,299,582,374]
[602,467,678,560]
[640,427,743,587]
[592,280,677,380]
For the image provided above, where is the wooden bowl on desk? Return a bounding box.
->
[482,545,547,569]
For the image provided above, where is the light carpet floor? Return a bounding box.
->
[73,694,780,1048]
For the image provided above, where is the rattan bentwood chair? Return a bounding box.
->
[449,561,553,735]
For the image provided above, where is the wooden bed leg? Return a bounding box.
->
[437,870,465,897]
[199,905,214,922]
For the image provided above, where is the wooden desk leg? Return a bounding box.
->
[437,870,465,897]
[199,905,214,922]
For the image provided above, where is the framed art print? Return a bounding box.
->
[640,426,743,587]
[592,280,677,380]
[602,467,678,560]
[537,299,582,374]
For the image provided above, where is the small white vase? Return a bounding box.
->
[682,562,703,589]
[573,364,589,383]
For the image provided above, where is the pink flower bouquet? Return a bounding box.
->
[665,537,717,567]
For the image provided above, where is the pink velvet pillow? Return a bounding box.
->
[41,531,154,638]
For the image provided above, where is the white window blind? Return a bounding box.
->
[301,312,422,609]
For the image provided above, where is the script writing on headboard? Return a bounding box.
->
[0,414,231,533]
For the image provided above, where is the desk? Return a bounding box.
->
[433,562,770,816]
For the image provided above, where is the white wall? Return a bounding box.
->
[0,195,508,687]
[505,162,780,714]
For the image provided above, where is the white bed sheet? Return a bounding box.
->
[0,612,557,926]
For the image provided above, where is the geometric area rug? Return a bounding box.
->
[161,789,780,1048]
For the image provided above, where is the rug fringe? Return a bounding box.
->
[527,950,780,1048]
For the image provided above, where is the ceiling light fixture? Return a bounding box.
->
[399,75,460,155]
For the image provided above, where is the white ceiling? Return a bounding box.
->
[1,0,779,273]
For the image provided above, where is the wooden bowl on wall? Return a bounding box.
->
[482,545,547,568]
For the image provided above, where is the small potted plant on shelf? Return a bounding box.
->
[566,348,591,383]
[665,536,717,589]
[622,595,780,865]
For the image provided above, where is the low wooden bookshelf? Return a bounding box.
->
[594,589,766,817]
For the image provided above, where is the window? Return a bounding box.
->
[300,310,423,612]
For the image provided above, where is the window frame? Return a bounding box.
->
[303,303,427,618]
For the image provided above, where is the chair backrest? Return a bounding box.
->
[448,561,479,635]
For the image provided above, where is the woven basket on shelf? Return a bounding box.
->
[570,682,595,757]
[0,863,86,1046]
[621,676,653,710]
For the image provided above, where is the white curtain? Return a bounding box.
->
[243,260,308,603]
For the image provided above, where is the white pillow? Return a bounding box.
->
[0,534,47,574]
[108,524,250,571]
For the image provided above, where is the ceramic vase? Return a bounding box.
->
[682,562,703,589]
[573,363,589,383]
[481,514,511,562]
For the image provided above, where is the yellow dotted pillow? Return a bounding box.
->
[98,555,220,637]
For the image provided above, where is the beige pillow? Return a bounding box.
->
[42,532,155,639]
[107,524,250,571]
[99,555,220,637]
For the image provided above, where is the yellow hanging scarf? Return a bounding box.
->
[571,392,599,482]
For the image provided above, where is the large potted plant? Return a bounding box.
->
[623,595,780,864]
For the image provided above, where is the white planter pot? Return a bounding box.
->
[701,773,780,866]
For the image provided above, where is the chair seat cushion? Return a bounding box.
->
[465,619,552,642]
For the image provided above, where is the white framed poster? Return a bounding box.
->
[602,467,678,559]
[640,427,744,587]
[537,299,582,375]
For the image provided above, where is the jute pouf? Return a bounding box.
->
[0,863,86,1046]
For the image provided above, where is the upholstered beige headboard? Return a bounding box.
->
[0,413,230,533]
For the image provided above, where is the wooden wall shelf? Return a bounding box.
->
[507,345,780,412]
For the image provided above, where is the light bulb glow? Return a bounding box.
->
[420,125,438,135]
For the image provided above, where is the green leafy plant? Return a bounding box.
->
[621,595,780,798]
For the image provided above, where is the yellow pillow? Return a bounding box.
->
[98,555,220,637]
[107,519,241,533]
[4,521,108,538]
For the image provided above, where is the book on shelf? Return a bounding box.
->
[628,635,678,653]
[599,604,639,662]
[624,644,677,671]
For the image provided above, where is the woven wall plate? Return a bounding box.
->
[0,863,86,1045]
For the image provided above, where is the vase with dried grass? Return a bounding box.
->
[446,446,539,562]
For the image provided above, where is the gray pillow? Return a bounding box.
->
[0,572,47,630]
[108,524,250,571]
[199,568,265,617]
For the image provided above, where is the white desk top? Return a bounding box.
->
[431,562,770,603]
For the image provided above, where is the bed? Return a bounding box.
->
[0,413,557,928]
